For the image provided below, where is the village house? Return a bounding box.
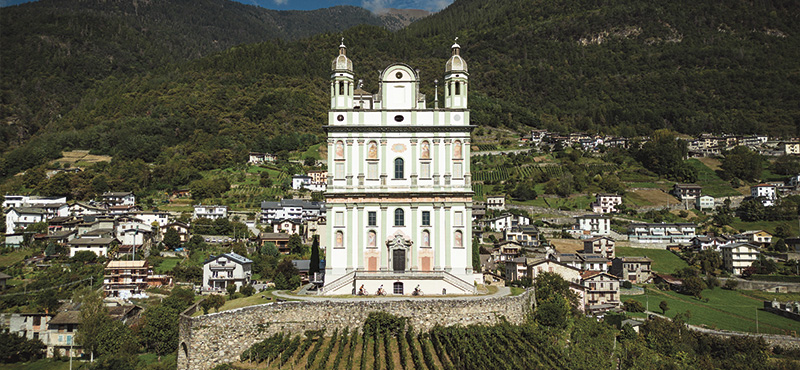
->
[583,236,616,258]
[45,308,81,358]
[68,202,106,217]
[193,204,228,220]
[160,221,191,242]
[696,195,715,211]
[307,170,328,184]
[303,216,326,244]
[493,241,522,262]
[471,202,486,221]
[260,199,326,224]
[751,184,777,206]
[484,213,531,232]
[103,260,150,298]
[734,230,773,247]
[258,232,291,253]
[581,271,621,314]
[720,243,760,276]
[291,174,326,192]
[591,193,622,214]
[248,152,277,164]
[690,234,735,251]
[5,207,45,232]
[610,257,652,284]
[486,195,506,211]
[552,253,610,272]
[503,225,540,247]
[673,183,702,201]
[128,211,170,228]
[571,214,611,237]
[108,204,142,215]
[275,219,302,235]
[68,237,117,258]
[202,252,253,292]
[101,192,136,207]
[627,222,697,244]
[779,142,800,155]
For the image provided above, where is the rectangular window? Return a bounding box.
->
[453,163,463,178]
[368,212,377,226]
[454,211,463,227]
[335,163,344,179]
[335,211,344,226]
[420,163,430,178]
[422,211,431,226]
[368,162,378,180]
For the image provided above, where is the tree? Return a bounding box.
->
[659,300,669,315]
[723,279,739,290]
[774,239,788,252]
[721,146,763,181]
[634,129,693,181]
[772,155,800,176]
[201,294,226,314]
[309,235,320,277]
[226,284,237,299]
[261,242,279,257]
[163,228,182,250]
[535,295,569,328]
[682,275,706,298]
[472,236,481,272]
[535,271,579,308]
[624,299,645,313]
[737,198,767,221]
[140,304,181,355]
[0,329,46,363]
[240,284,256,296]
[775,223,792,239]
[74,288,110,360]
[274,259,300,290]
[288,234,305,255]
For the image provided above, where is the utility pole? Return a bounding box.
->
[756,308,759,333]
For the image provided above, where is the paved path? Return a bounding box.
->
[272,286,512,302]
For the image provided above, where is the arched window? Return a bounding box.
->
[394,158,404,179]
[394,208,404,226]
[421,230,430,248]
[335,231,344,248]
[339,81,344,95]
[454,230,463,247]
[455,81,461,95]
[335,141,345,159]
[453,140,462,159]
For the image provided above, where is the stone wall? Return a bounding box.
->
[178,291,533,370]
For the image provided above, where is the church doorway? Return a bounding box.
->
[392,249,406,272]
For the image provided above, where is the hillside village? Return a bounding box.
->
[2,0,800,368]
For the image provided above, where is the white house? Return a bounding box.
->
[627,223,697,244]
[574,214,611,237]
[486,196,506,211]
[202,252,253,292]
[68,202,106,217]
[128,211,170,228]
[260,199,326,224]
[193,205,228,220]
[3,195,66,210]
[248,152,276,165]
[696,195,715,211]
[6,207,46,232]
[485,213,531,232]
[591,193,622,214]
[751,184,777,206]
[720,242,760,276]
[101,192,136,206]
[68,237,117,257]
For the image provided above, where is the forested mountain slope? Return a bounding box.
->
[0,0,400,152]
[1,0,799,187]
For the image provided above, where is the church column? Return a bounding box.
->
[357,140,365,188]
[464,138,472,187]
[410,205,418,271]
[432,139,440,187]
[380,205,388,271]
[350,203,361,272]
[327,139,334,184]
[444,139,452,186]
[410,139,418,188]
[380,139,388,186]
[433,204,442,270]
[444,204,452,271]
[346,139,354,187]
[465,203,473,274]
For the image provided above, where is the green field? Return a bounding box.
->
[0,248,29,267]
[729,218,800,236]
[155,258,182,274]
[624,287,800,335]
[615,246,688,274]
[686,159,741,197]
[0,359,88,370]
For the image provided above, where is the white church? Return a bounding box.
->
[322,40,483,295]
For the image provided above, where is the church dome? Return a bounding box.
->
[331,41,353,73]
[445,42,467,73]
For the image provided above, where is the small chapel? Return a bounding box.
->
[322,39,482,295]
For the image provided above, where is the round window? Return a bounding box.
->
[394,115,404,122]
[395,72,403,79]
[337,115,344,122]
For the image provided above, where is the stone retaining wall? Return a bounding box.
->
[178,291,533,370]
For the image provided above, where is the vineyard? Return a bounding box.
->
[233,313,571,370]
[473,163,616,183]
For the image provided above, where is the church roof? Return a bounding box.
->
[445,41,468,73]
[331,41,352,72]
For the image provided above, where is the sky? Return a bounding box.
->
[0,0,455,12]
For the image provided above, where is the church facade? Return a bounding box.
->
[322,40,482,295]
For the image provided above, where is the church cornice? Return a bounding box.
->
[324,125,476,133]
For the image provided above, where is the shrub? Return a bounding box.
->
[623,299,645,313]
